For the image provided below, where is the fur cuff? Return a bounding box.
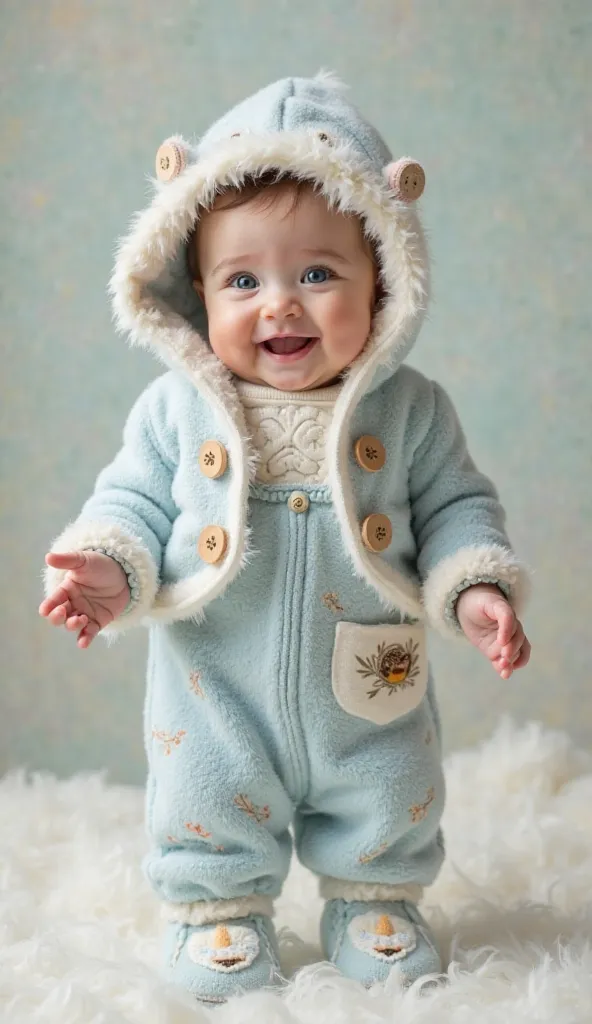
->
[422,544,531,640]
[161,895,274,926]
[319,877,424,903]
[44,520,159,635]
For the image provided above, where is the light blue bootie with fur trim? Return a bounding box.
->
[321,899,442,989]
[164,915,283,1004]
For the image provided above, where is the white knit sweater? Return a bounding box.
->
[234,379,343,485]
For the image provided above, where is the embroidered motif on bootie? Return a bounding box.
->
[188,922,260,972]
[321,899,442,988]
[350,910,417,961]
[164,915,283,1003]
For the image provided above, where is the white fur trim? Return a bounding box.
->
[422,544,531,640]
[313,68,349,91]
[161,894,274,926]
[320,877,424,903]
[44,521,158,636]
[110,130,428,621]
[326,365,424,620]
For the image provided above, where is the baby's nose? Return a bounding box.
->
[260,290,302,319]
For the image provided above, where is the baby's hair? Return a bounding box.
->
[187,173,316,282]
[187,172,384,307]
[210,171,315,215]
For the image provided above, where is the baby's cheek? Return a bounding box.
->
[208,302,250,349]
[330,297,372,348]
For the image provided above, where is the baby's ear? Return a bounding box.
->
[383,158,425,202]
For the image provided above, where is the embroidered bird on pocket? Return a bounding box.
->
[355,640,421,698]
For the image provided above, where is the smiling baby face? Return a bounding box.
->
[192,178,378,391]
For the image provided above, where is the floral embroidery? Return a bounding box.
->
[189,670,204,697]
[358,841,389,864]
[355,640,421,699]
[322,591,344,613]
[233,794,271,824]
[185,822,225,850]
[185,822,212,839]
[409,786,435,823]
[167,829,224,851]
[152,728,187,755]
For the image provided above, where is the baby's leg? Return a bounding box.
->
[296,670,445,988]
[144,625,293,1002]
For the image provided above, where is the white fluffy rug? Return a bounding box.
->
[2,718,592,1023]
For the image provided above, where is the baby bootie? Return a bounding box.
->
[164,915,283,1004]
[321,899,442,988]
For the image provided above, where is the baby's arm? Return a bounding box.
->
[42,376,179,640]
[408,380,530,659]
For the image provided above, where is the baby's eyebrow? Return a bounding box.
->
[211,254,257,275]
[302,248,350,264]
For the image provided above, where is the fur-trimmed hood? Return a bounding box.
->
[110,72,429,412]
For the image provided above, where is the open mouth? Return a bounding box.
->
[260,336,318,360]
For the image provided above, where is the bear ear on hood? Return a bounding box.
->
[155,136,191,182]
[383,158,425,203]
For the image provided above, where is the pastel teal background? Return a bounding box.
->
[1,1,590,783]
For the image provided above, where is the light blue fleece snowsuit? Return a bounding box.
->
[46,74,527,922]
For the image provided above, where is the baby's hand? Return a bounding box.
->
[455,583,531,680]
[39,551,131,649]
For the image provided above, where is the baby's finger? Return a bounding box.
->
[45,551,87,570]
[66,613,89,632]
[77,620,101,648]
[502,625,524,661]
[495,602,516,647]
[512,637,532,670]
[39,586,71,617]
[491,652,513,680]
[48,602,72,626]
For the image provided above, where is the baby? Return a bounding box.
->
[40,73,530,1004]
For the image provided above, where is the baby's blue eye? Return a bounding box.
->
[303,267,331,284]
[231,273,258,290]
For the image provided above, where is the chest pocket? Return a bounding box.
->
[331,621,428,725]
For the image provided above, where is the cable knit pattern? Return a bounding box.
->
[235,379,342,484]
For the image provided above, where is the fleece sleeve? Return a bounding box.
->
[408,381,529,638]
[44,381,179,635]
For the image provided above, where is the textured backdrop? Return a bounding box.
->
[1,0,590,782]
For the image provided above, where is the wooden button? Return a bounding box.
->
[361,514,392,552]
[155,139,186,182]
[354,435,386,472]
[199,440,228,479]
[197,526,228,564]
[386,158,425,202]
[288,491,309,513]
